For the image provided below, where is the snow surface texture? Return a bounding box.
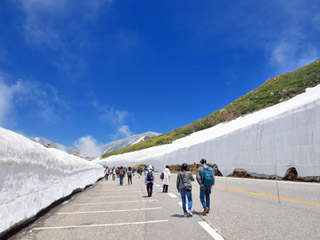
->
[0,128,104,236]
[97,85,320,178]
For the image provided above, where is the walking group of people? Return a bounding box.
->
[104,166,134,185]
[143,159,215,217]
[176,158,215,217]
[104,158,215,217]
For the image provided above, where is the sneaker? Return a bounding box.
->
[184,213,188,217]
[202,208,209,216]
[187,210,193,217]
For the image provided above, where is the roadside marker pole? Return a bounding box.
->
[225,166,228,191]
[275,164,280,204]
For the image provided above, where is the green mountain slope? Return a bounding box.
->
[102,58,320,159]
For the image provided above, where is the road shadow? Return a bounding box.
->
[170,214,186,218]
[192,210,205,216]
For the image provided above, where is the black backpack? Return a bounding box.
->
[147,171,153,181]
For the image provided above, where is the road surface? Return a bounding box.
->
[10,173,320,240]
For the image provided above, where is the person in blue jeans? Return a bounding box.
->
[176,163,195,217]
[119,166,125,186]
[196,159,215,216]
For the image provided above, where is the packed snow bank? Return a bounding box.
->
[0,128,104,236]
[96,85,320,178]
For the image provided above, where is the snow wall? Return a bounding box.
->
[0,128,104,236]
[96,85,320,178]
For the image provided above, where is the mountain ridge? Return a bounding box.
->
[30,131,161,158]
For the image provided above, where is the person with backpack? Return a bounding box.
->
[119,166,125,186]
[144,165,154,197]
[160,165,170,192]
[196,159,215,216]
[127,166,133,185]
[176,163,195,217]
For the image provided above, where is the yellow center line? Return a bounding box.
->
[215,185,320,206]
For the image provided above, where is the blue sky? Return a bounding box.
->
[0,0,320,150]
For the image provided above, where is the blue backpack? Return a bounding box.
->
[201,166,214,186]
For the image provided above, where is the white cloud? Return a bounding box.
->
[267,0,320,73]
[21,0,113,46]
[270,40,319,73]
[0,76,63,127]
[102,109,133,139]
[73,136,102,158]
[90,95,133,139]
[22,0,64,46]
[111,125,132,140]
[101,108,129,125]
[118,125,132,137]
[0,78,19,126]
[0,77,34,126]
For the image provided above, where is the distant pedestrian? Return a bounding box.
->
[104,167,110,180]
[127,167,133,185]
[176,163,194,217]
[196,159,215,216]
[112,167,116,181]
[119,166,125,186]
[160,165,170,192]
[144,165,154,197]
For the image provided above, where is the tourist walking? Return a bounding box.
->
[116,167,120,178]
[196,159,215,216]
[176,163,194,217]
[104,167,109,180]
[144,165,154,197]
[119,166,125,186]
[127,167,133,185]
[160,165,170,192]
[112,167,116,181]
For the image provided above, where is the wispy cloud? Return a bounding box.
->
[91,95,133,139]
[22,0,64,46]
[111,125,132,140]
[194,0,320,74]
[269,40,319,73]
[0,76,22,126]
[0,75,64,127]
[267,0,320,73]
[20,0,114,76]
[21,0,113,46]
[100,108,129,125]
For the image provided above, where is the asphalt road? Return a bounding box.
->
[9,173,320,240]
[10,174,216,240]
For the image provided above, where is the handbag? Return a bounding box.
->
[160,172,164,180]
